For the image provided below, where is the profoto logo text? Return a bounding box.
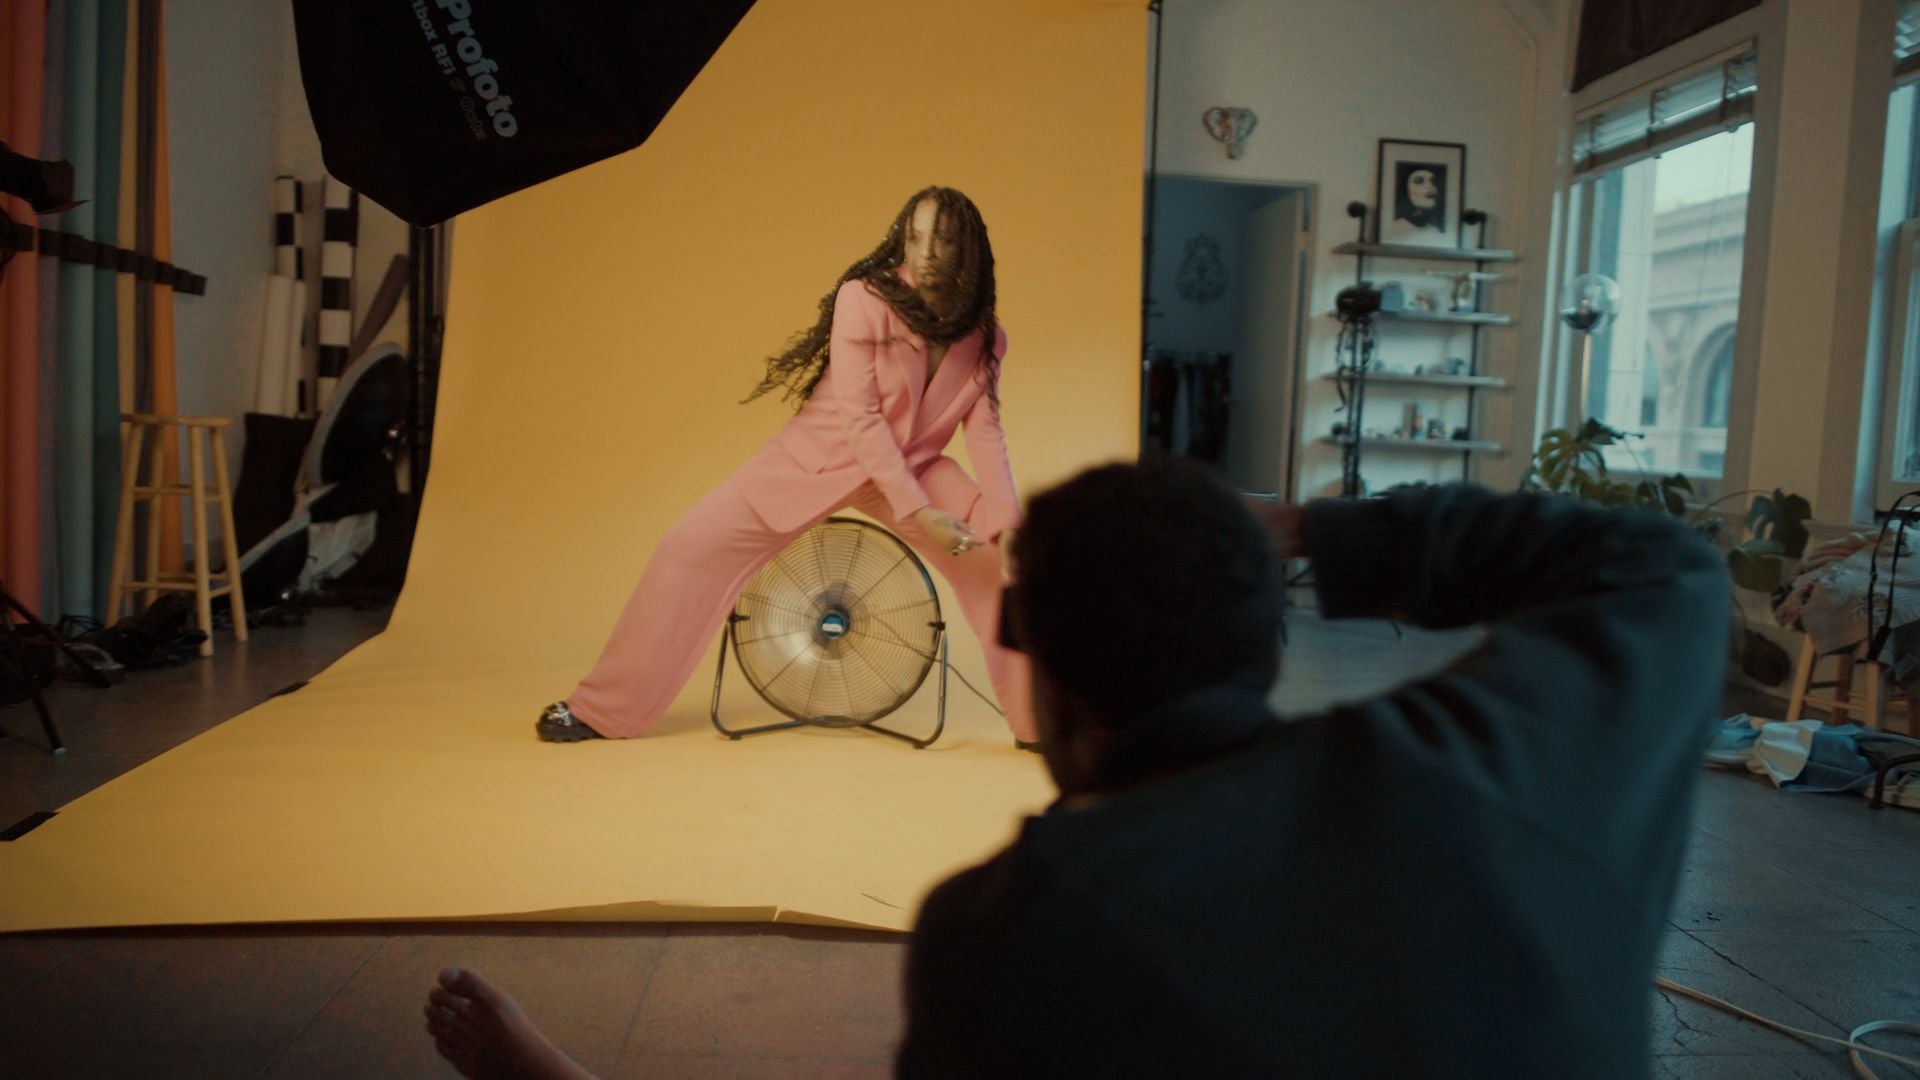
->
[433,0,519,139]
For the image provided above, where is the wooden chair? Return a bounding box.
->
[1784,636,1914,735]
[107,414,248,657]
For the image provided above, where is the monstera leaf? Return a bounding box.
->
[1530,419,1622,494]
[1645,473,1694,516]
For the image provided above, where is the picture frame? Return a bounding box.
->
[1373,138,1467,248]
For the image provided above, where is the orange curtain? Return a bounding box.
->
[1,0,50,604]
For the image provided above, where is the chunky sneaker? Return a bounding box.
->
[536,701,603,742]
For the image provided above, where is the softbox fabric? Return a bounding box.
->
[1571,0,1760,92]
[291,0,759,225]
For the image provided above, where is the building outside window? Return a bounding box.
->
[1579,125,1752,477]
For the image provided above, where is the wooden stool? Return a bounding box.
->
[107,414,248,657]
[1784,636,1914,734]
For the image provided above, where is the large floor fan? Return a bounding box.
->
[710,517,949,747]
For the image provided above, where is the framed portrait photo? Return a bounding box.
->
[1374,139,1467,248]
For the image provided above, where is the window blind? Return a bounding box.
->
[1572,48,1757,181]
[1898,0,1920,85]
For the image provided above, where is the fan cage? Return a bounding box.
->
[728,517,944,726]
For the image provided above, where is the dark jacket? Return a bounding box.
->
[897,485,1729,1079]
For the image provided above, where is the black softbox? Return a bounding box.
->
[291,0,758,226]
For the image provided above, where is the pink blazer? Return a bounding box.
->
[731,276,1020,538]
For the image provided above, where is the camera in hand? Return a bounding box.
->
[1336,281,1384,320]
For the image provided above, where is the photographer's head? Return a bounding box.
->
[1005,455,1283,794]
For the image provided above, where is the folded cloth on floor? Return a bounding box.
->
[1707,714,1920,797]
[1774,532,1920,659]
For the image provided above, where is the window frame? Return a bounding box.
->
[1550,9,1779,506]
[1875,76,1920,512]
[1560,123,1757,491]
[1877,219,1920,508]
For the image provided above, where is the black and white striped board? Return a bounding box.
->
[255,177,308,416]
[317,176,359,412]
[273,176,304,280]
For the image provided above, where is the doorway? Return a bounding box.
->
[1142,175,1314,500]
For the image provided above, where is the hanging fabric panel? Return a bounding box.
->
[1897,0,1920,86]
[53,0,103,621]
[34,1,71,619]
[137,0,182,581]
[1572,0,1760,93]
[88,0,129,611]
[115,0,138,418]
[1,0,50,605]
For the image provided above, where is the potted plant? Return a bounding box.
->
[1521,419,1808,687]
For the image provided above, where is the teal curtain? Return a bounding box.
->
[53,0,101,622]
[50,0,127,622]
[89,0,127,613]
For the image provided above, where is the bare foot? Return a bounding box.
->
[424,967,598,1080]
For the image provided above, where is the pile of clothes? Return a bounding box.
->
[1731,529,1920,808]
[1772,529,1920,684]
[1707,714,1920,808]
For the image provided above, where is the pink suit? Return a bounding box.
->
[567,275,1034,741]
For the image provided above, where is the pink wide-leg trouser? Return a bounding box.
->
[566,461,1034,742]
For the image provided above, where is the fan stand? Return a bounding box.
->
[708,614,950,749]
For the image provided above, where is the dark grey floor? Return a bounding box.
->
[1,607,1917,1078]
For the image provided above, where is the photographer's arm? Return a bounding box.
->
[1295,486,1728,876]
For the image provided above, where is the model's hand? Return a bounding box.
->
[913,507,980,557]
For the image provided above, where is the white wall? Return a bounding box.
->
[165,0,281,459]
[165,0,411,474]
[1155,0,1565,497]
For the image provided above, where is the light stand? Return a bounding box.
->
[1561,273,1620,420]
[1334,202,1382,497]
[0,582,114,757]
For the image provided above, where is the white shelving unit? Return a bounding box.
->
[1329,228,1521,491]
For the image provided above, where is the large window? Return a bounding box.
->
[1578,125,1754,476]
[1875,77,1920,504]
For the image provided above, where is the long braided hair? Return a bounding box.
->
[743,186,1000,409]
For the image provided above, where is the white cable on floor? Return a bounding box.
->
[1656,977,1920,1078]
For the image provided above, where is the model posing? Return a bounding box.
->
[537,187,1035,745]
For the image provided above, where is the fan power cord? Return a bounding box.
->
[1654,977,1920,1078]
[947,663,1004,717]
[896,643,1004,718]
